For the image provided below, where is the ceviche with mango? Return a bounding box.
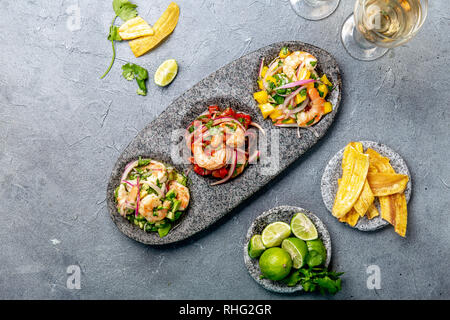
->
[254,47,334,132]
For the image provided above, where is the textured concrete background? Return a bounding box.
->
[0,0,449,299]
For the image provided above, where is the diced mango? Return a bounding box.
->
[323,102,333,114]
[269,108,283,121]
[297,67,310,81]
[305,82,314,90]
[283,118,295,124]
[253,91,269,104]
[257,80,264,90]
[259,103,275,119]
[295,93,307,105]
[320,74,332,87]
[261,66,269,78]
[317,84,329,98]
[266,76,277,85]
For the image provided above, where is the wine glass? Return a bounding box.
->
[341,0,428,61]
[290,0,341,21]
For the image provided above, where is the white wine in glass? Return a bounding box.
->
[341,0,428,61]
[290,0,341,21]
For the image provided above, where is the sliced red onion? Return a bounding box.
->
[286,97,309,116]
[274,79,315,90]
[122,180,137,187]
[297,126,301,138]
[210,150,237,186]
[249,121,265,135]
[135,176,140,217]
[140,180,164,198]
[121,160,139,182]
[248,150,260,164]
[274,123,299,128]
[258,57,264,78]
[280,85,305,110]
[295,61,305,79]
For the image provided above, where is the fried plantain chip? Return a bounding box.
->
[332,145,369,218]
[119,16,154,40]
[365,148,408,236]
[366,203,380,219]
[348,141,363,153]
[339,208,360,227]
[367,172,409,196]
[353,179,375,217]
[366,148,394,174]
[129,2,180,57]
[379,193,407,237]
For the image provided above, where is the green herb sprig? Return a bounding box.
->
[282,267,344,295]
[122,63,149,96]
[100,0,138,79]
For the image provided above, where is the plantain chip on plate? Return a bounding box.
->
[118,16,154,40]
[332,144,369,219]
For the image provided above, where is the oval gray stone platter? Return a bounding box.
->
[243,206,331,293]
[321,141,412,231]
[106,41,342,245]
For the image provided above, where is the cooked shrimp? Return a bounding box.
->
[117,184,128,212]
[296,87,325,127]
[143,160,167,184]
[283,51,318,80]
[168,181,190,211]
[192,141,227,171]
[139,194,166,222]
[221,124,245,148]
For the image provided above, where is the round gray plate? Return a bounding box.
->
[321,141,412,231]
[243,205,331,293]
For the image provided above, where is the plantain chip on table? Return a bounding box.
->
[118,16,154,40]
[129,2,180,57]
[332,142,409,237]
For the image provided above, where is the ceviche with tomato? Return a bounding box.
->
[253,47,334,131]
[115,157,189,238]
[185,105,264,185]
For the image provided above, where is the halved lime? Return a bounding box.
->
[290,212,318,241]
[261,222,291,248]
[248,235,266,258]
[154,59,178,86]
[281,237,308,269]
[306,238,327,267]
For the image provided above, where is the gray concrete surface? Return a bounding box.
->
[0,0,449,300]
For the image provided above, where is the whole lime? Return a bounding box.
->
[259,247,293,281]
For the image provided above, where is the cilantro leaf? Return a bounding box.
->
[281,267,344,295]
[113,0,138,21]
[100,1,138,79]
[122,63,149,96]
[107,25,122,41]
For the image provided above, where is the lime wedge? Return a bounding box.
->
[248,235,266,258]
[154,59,178,86]
[290,212,318,241]
[281,237,308,269]
[261,222,291,248]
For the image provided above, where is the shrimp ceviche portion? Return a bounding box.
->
[114,157,189,238]
[253,47,334,129]
[185,105,263,185]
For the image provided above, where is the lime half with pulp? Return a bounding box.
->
[261,222,291,248]
[290,212,318,241]
[248,235,266,258]
[281,237,308,269]
[154,59,178,86]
